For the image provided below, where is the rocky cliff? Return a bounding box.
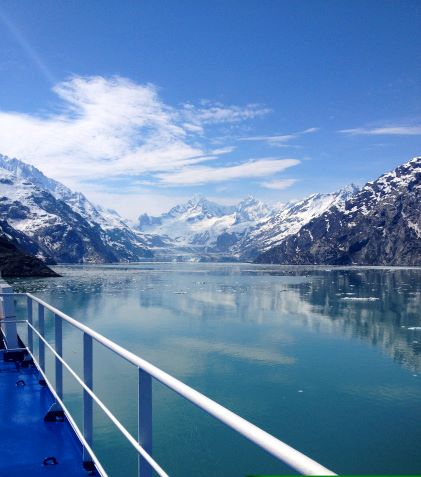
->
[256,157,421,266]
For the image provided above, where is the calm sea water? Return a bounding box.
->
[8,264,421,476]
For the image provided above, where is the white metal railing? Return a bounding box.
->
[0,289,336,477]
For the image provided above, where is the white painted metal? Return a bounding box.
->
[25,292,336,476]
[138,368,153,477]
[83,332,93,463]
[27,322,169,477]
[38,303,45,372]
[55,313,63,399]
[0,285,18,348]
[27,296,33,352]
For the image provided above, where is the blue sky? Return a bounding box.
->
[0,0,420,218]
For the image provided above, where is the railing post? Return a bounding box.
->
[0,285,18,349]
[83,332,93,464]
[55,314,63,399]
[38,303,45,372]
[27,296,33,352]
[138,368,152,477]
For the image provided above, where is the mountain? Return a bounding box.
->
[137,190,361,261]
[137,196,273,259]
[0,222,58,277]
[0,154,154,263]
[231,185,359,260]
[4,153,417,267]
[255,157,421,266]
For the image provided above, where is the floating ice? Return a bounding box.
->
[341,297,379,301]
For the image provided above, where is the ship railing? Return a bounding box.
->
[0,287,336,477]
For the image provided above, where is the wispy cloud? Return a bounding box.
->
[182,101,269,131]
[0,8,56,84]
[239,127,319,146]
[260,178,297,190]
[340,126,421,136]
[156,158,300,186]
[211,146,236,155]
[0,75,274,188]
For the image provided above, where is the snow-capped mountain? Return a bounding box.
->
[3,152,417,267]
[0,154,155,263]
[137,196,274,258]
[136,190,359,261]
[256,157,421,266]
[232,185,359,259]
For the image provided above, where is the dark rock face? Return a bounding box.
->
[0,235,58,277]
[215,232,242,249]
[256,157,421,266]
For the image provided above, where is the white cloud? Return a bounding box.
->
[182,101,269,127]
[156,158,300,186]
[0,75,271,187]
[211,146,236,155]
[0,76,204,182]
[0,75,306,215]
[261,178,297,190]
[340,126,421,136]
[239,127,319,146]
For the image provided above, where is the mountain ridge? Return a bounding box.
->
[0,153,418,266]
[0,154,154,263]
[137,188,359,261]
[255,157,421,266]
[137,195,274,259]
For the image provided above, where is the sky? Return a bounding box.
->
[0,0,420,219]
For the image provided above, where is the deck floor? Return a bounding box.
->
[0,353,91,477]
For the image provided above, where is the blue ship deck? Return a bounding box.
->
[0,349,90,477]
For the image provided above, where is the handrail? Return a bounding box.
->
[3,292,336,476]
[27,322,168,477]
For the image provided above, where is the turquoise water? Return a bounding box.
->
[9,264,421,476]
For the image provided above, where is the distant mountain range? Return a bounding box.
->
[0,153,419,274]
[137,188,359,261]
[137,196,274,260]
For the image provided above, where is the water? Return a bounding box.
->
[8,264,421,476]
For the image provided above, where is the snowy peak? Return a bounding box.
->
[165,196,235,220]
[0,154,73,201]
[343,156,420,218]
[235,196,272,222]
[139,195,272,231]
[256,157,421,266]
[0,154,153,262]
[0,154,129,231]
[137,196,274,254]
[135,188,360,260]
[233,185,359,259]
[340,183,360,196]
